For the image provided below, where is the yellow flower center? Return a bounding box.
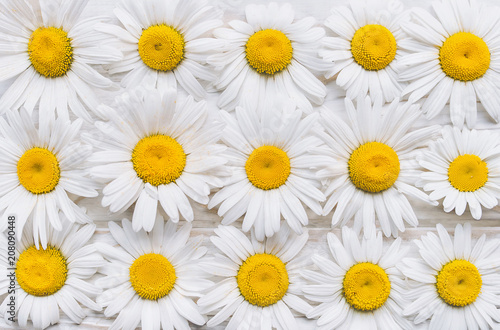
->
[245,29,293,75]
[348,142,400,193]
[436,259,482,307]
[17,147,61,194]
[132,135,186,186]
[343,262,391,311]
[351,24,397,71]
[245,145,291,190]
[17,246,67,296]
[439,32,490,82]
[236,253,289,307]
[28,27,73,78]
[129,253,176,300]
[138,24,185,71]
[448,154,488,192]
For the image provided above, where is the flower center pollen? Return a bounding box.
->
[343,262,391,311]
[17,147,61,194]
[237,253,289,307]
[448,154,488,192]
[246,29,293,75]
[351,24,397,71]
[129,253,176,300]
[138,24,185,71]
[28,27,73,78]
[348,142,400,193]
[245,145,291,190]
[132,135,186,186]
[439,32,490,81]
[17,246,67,296]
[436,259,482,307]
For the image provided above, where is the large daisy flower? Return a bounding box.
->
[417,126,500,220]
[198,224,311,329]
[399,0,500,128]
[96,217,211,330]
[321,0,407,103]
[96,0,222,100]
[209,104,328,241]
[208,2,328,113]
[303,226,410,329]
[0,220,104,329]
[319,97,439,238]
[0,0,121,121]
[401,223,500,328]
[0,108,97,248]
[87,88,227,232]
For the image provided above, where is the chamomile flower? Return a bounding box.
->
[319,97,439,238]
[417,126,500,220]
[303,227,410,329]
[198,224,311,329]
[0,220,104,329]
[209,104,329,241]
[399,0,500,128]
[87,88,227,232]
[96,0,222,100]
[401,223,500,328]
[0,0,121,121]
[321,0,407,103]
[0,108,97,248]
[96,217,211,330]
[208,2,328,113]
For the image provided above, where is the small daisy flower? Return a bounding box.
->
[399,0,500,128]
[0,220,104,329]
[401,223,500,328]
[0,108,97,248]
[0,0,121,121]
[417,126,500,220]
[96,217,211,330]
[208,2,328,113]
[321,0,407,103]
[87,88,227,232]
[319,97,439,238]
[96,0,222,100]
[198,224,311,329]
[209,104,329,241]
[303,226,410,329]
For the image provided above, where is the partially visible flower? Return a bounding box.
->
[198,224,311,329]
[0,108,97,248]
[417,126,500,220]
[96,0,222,100]
[401,223,500,328]
[208,2,328,113]
[0,220,104,329]
[0,0,121,121]
[303,226,410,329]
[96,217,211,329]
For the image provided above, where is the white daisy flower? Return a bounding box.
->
[96,217,211,330]
[321,0,407,103]
[401,223,500,328]
[87,88,228,232]
[208,2,328,113]
[399,0,500,128]
[96,0,222,100]
[319,96,439,238]
[209,104,329,241]
[198,224,312,329]
[417,126,500,220]
[303,226,410,329]
[0,0,121,121]
[0,108,97,248]
[0,220,104,329]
